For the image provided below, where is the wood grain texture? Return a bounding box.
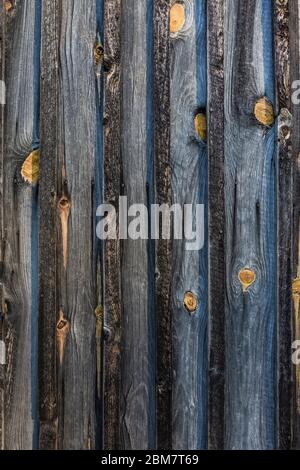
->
[153,0,172,450]
[0,2,5,451]
[38,0,60,450]
[274,0,292,450]
[170,0,208,450]
[120,0,155,450]
[0,0,297,451]
[207,0,225,450]
[58,0,98,449]
[103,0,122,450]
[224,0,277,449]
[0,0,39,449]
[290,0,300,450]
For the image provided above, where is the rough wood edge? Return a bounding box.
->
[38,0,60,450]
[207,0,225,450]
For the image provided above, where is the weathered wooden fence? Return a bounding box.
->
[0,0,299,450]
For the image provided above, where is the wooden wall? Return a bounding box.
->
[0,0,299,450]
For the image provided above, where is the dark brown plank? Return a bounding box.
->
[38,0,60,450]
[153,0,172,451]
[103,0,122,450]
[207,0,225,450]
[274,0,292,450]
[0,2,5,451]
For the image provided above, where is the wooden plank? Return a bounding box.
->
[290,0,300,450]
[274,0,292,450]
[119,0,155,450]
[58,0,98,449]
[38,0,60,450]
[0,2,5,451]
[0,0,39,449]
[153,0,172,450]
[224,0,277,449]
[207,0,225,450]
[170,0,208,450]
[103,0,122,450]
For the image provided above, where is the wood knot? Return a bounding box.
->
[56,311,69,364]
[170,2,185,34]
[58,197,70,211]
[194,112,206,142]
[94,42,103,66]
[21,149,40,185]
[183,291,197,313]
[238,268,256,292]
[254,97,274,127]
[4,1,13,12]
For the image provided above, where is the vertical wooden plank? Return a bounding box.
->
[0,0,39,449]
[290,0,300,449]
[0,2,5,451]
[38,0,59,450]
[274,0,292,450]
[103,0,122,450]
[224,0,277,449]
[120,0,155,450]
[153,0,172,450]
[170,0,208,450]
[207,0,225,450]
[58,0,98,449]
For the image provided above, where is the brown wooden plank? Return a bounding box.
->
[38,0,60,450]
[0,2,5,451]
[153,0,172,451]
[103,0,122,450]
[274,0,292,450]
[207,0,225,450]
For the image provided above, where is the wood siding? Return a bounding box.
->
[0,0,299,450]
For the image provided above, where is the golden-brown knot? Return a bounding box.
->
[183,291,197,313]
[238,268,256,292]
[21,149,40,185]
[194,112,207,142]
[170,3,185,34]
[254,97,274,127]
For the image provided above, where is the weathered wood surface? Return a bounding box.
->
[103,0,121,450]
[153,0,172,451]
[207,0,225,451]
[0,0,299,451]
[119,0,155,450]
[1,0,39,449]
[274,0,292,450]
[58,0,99,449]
[170,0,208,450]
[224,0,277,449]
[38,0,59,450]
[290,0,300,450]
